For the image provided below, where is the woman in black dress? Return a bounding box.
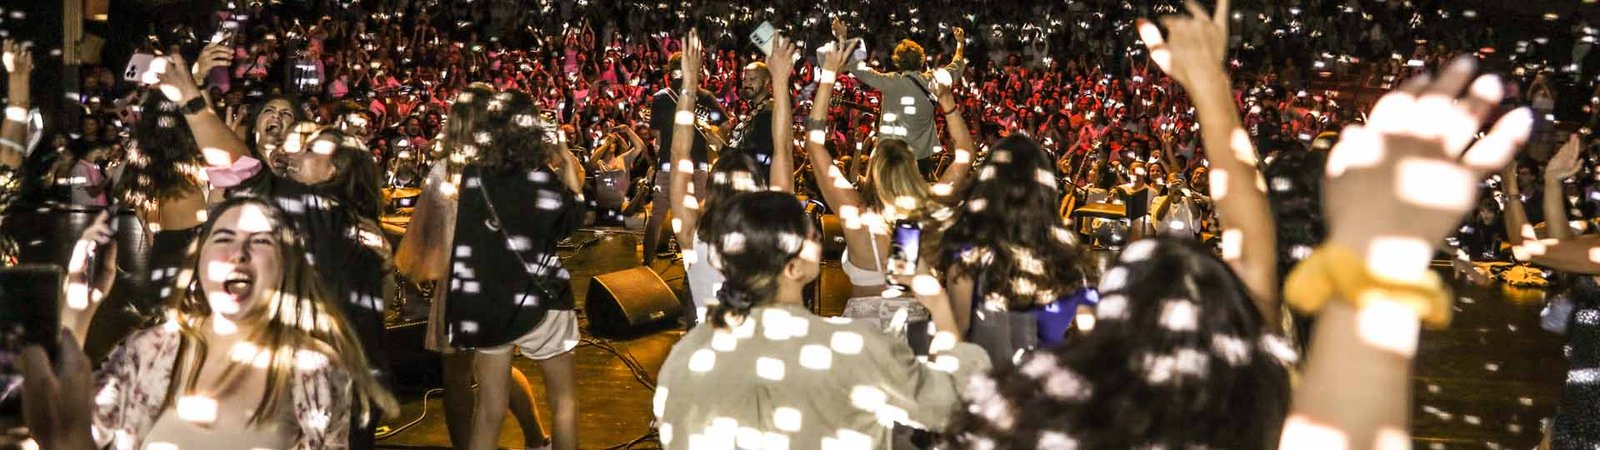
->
[446,90,585,450]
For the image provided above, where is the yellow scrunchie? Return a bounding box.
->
[1284,245,1453,328]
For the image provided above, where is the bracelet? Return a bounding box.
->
[674,110,695,126]
[3,106,25,123]
[805,118,829,130]
[940,105,959,116]
[818,69,837,85]
[1283,244,1452,328]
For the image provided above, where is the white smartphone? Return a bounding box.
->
[749,21,776,55]
[125,54,167,85]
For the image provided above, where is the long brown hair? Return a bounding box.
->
[440,83,498,179]
[162,196,398,426]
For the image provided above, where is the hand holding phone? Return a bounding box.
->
[67,212,118,317]
[749,21,776,56]
[882,219,923,297]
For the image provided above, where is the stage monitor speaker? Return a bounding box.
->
[819,214,846,261]
[384,320,442,393]
[585,267,681,338]
[811,261,854,317]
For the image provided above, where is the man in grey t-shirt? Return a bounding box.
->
[836,21,966,175]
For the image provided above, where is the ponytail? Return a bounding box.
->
[700,191,815,329]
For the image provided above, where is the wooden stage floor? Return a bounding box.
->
[369,229,1568,449]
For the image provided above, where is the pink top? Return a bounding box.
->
[204,156,265,189]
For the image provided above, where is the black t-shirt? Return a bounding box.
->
[225,167,390,376]
[650,88,726,170]
[727,100,775,176]
[446,164,583,348]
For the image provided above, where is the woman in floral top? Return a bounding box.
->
[22,197,397,450]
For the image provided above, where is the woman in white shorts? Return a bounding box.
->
[444,90,586,450]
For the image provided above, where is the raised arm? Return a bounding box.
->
[1545,134,1583,240]
[1,40,32,169]
[618,125,646,164]
[552,133,584,195]
[154,54,252,168]
[930,69,975,202]
[668,32,706,248]
[1281,58,1531,449]
[1139,0,1278,323]
[1502,163,1534,245]
[1504,134,1600,274]
[766,36,799,194]
[947,27,966,71]
[805,40,867,217]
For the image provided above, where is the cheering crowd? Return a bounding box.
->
[3,0,1600,448]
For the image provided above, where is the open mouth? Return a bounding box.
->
[223,272,255,297]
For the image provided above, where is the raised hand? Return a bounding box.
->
[21,331,94,450]
[2,39,33,79]
[1323,57,1533,282]
[952,26,966,45]
[224,105,248,138]
[766,35,799,85]
[64,212,117,317]
[679,30,702,90]
[932,68,956,101]
[831,17,849,43]
[152,54,203,103]
[193,41,236,82]
[1547,133,1584,182]
[1137,0,1230,89]
[819,40,852,74]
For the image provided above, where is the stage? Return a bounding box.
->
[367,227,1567,449]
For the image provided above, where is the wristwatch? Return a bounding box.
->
[180,96,209,115]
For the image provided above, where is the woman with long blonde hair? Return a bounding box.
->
[23,196,397,449]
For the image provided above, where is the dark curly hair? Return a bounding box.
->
[475,90,550,175]
[703,191,814,329]
[115,94,205,215]
[950,237,1293,449]
[936,135,1090,311]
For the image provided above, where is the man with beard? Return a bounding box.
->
[725,61,776,175]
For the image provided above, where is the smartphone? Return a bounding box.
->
[293,61,321,92]
[124,53,159,82]
[212,20,240,46]
[885,219,922,292]
[749,21,776,55]
[0,265,64,411]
